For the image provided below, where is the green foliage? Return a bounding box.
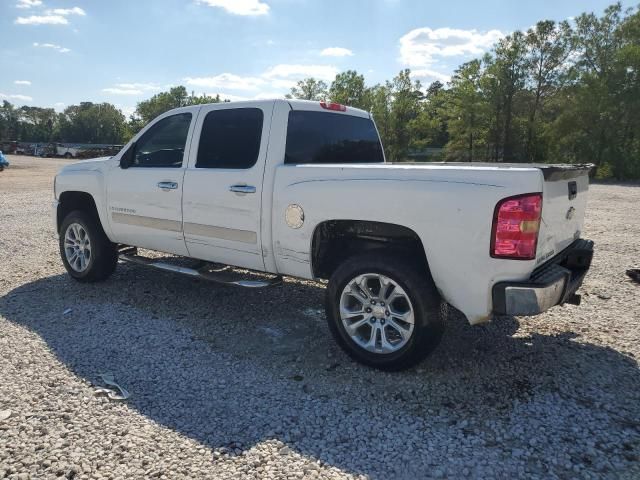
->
[57,102,129,144]
[286,78,328,101]
[329,70,369,109]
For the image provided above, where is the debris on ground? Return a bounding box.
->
[627,269,640,283]
[94,373,130,401]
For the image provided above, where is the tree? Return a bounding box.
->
[524,20,573,161]
[368,84,393,156]
[444,60,488,161]
[286,78,328,101]
[0,101,20,141]
[57,102,128,144]
[131,87,222,133]
[134,86,191,125]
[489,31,529,161]
[16,106,57,142]
[329,70,369,109]
[385,69,422,161]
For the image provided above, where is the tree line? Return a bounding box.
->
[0,87,222,146]
[0,3,638,178]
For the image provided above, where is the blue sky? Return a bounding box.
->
[0,0,631,117]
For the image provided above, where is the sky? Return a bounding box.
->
[0,0,633,118]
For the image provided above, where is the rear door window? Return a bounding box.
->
[196,108,264,169]
[284,111,384,164]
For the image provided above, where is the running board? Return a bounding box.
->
[119,254,282,288]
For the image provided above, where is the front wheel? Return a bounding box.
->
[59,210,118,282]
[325,253,445,371]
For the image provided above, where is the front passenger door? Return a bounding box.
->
[106,111,196,255]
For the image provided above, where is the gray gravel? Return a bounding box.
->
[1,155,639,479]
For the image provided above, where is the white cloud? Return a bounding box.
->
[196,0,269,16]
[33,42,71,53]
[102,83,164,96]
[14,80,32,85]
[320,47,354,57]
[16,6,86,25]
[399,27,504,67]
[16,0,42,8]
[102,87,144,95]
[54,102,65,110]
[184,73,266,91]
[186,65,338,93]
[114,104,136,118]
[263,64,338,81]
[115,82,162,91]
[253,91,286,99]
[47,7,86,16]
[0,93,33,102]
[411,68,451,84]
[15,15,68,25]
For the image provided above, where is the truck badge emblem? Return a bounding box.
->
[285,204,304,229]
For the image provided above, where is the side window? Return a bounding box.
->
[132,113,192,168]
[196,108,263,169]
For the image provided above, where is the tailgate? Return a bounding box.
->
[536,165,592,265]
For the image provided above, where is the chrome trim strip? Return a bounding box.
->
[111,212,182,232]
[184,222,257,244]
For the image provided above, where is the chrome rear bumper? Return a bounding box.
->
[492,239,594,316]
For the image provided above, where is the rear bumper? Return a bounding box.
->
[492,239,594,316]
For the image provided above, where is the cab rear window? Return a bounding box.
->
[284,111,384,165]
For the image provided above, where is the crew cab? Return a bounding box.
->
[53,99,594,370]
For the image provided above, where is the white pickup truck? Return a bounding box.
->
[53,99,594,370]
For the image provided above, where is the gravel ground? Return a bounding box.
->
[0,155,639,480]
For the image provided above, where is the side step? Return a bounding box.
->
[119,253,282,288]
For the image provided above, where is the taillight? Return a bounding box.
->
[319,101,346,112]
[490,193,542,260]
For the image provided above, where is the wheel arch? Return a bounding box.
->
[310,220,433,281]
[56,191,100,234]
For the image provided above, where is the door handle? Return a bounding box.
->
[229,185,256,194]
[157,181,178,190]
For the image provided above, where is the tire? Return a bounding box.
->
[64,152,73,159]
[59,210,118,282]
[325,252,445,371]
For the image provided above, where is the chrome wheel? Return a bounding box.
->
[339,273,415,354]
[64,222,92,272]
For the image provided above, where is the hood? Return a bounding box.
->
[59,156,112,173]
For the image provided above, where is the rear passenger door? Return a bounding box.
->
[182,102,274,271]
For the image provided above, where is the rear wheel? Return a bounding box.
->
[325,253,445,371]
[59,210,118,282]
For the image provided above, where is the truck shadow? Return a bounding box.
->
[2,266,639,478]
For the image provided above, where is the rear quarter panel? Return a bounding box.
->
[271,164,544,324]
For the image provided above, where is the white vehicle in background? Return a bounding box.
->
[56,144,82,159]
[52,99,594,370]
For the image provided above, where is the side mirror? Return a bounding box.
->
[120,143,135,169]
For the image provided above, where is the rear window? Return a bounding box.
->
[284,111,384,164]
